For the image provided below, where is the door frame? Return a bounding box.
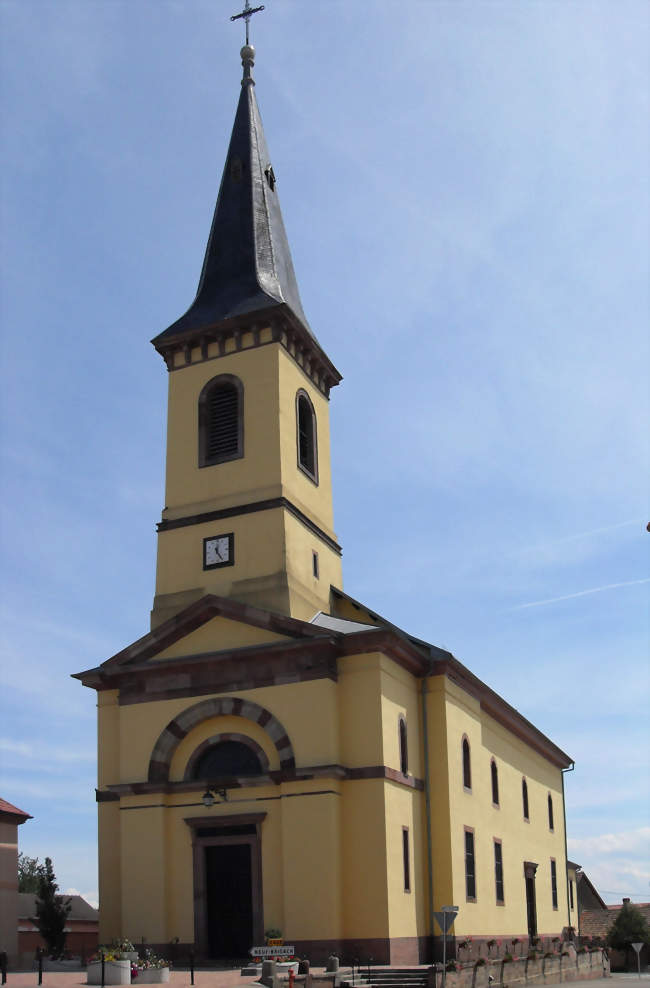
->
[184,813,266,958]
[524,861,538,940]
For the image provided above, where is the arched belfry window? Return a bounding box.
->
[462,737,472,790]
[398,717,408,775]
[199,374,243,467]
[191,740,263,779]
[548,793,554,831]
[296,390,318,483]
[522,777,530,820]
[491,758,499,806]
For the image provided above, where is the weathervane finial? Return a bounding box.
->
[230,0,265,47]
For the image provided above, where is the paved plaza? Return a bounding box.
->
[3,972,649,988]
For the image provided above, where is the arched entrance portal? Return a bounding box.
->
[185,812,266,959]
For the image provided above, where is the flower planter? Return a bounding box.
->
[136,968,170,983]
[87,959,131,985]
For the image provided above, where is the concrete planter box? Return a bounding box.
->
[135,968,170,983]
[87,959,131,985]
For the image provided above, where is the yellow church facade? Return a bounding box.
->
[75,42,574,965]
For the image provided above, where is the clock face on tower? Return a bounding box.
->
[203,532,234,570]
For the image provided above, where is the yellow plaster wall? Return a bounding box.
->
[154,343,341,622]
[120,802,167,941]
[280,786,342,939]
[163,346,282,513]
[338,653,384,767]
[341,779,390,938]
[379,658,422,778]
[97,691,120,788]
[444,681,568,935]
[97,802,122,942]
[424,677,454,909]
[283,512,343,620]
[154,508,286,601]
[277,347,336,533]
[153,616,290,661]
[383,782,426,938]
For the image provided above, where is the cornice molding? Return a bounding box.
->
[154,310,341,398]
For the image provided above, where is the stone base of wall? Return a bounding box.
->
[434,950,609,988]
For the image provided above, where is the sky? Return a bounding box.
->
[1,0,648,914]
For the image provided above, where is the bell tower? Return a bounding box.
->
[150,44,343,628]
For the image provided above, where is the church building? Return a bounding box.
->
[75,38,574,966]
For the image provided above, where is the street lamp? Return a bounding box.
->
[201,788,228,807]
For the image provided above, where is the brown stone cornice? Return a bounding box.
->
[153,307,341,398]
[340,628,429,675]
[156,495,343,555]
[97,763,424,799]
[90,636,340,704]
[430,655,573,769]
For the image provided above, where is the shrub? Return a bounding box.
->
[503,954,513,964]
[607,902,650,950]
[446,961,457,972]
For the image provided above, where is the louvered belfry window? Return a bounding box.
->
[199,375,243,466]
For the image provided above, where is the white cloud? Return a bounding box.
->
[0,738,95,765]
[512,578,650,611]
[568,828,650,859]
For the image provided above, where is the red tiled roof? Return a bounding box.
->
[0,798,32,821]
[582,903,650,938]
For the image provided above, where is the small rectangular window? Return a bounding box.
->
[312,550,319,579]
[402,828,410,892]
[569,879,574,910]
[465,828,476,901]
[551,859,558,909]
[494,840,504,904]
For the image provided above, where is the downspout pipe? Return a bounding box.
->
[562,762,575,937]
[421,650,435,962]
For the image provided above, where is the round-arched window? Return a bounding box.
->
[191,740,263,779]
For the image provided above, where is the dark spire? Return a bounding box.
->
[153,44,316,347]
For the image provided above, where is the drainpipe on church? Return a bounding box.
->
[561,762,575,937]
[421,654,436,961]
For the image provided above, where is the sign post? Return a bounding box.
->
[433,906,459,988]
[631,943,643,978]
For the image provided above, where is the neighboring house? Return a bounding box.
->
[580,898,650,970]
[0,798,32,968]
[17,893,99,962]
[567,860,608,936]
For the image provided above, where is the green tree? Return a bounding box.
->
[33,858,71,959]
[607,901,650,950]
[18,853,43,892]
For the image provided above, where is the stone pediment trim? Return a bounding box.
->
[98,762,424,799]
[72,593,336,685]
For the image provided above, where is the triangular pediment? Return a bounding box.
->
[73,594,336,685]
[152,614,291,661]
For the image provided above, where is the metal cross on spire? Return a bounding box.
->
[230,0,265,46]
